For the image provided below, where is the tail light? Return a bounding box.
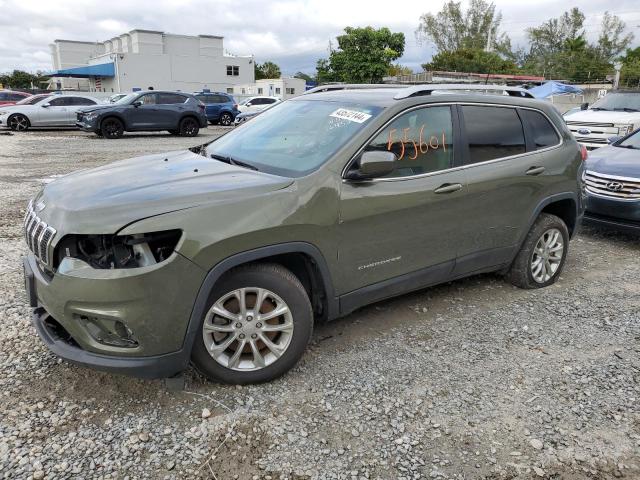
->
[233,104,238,109]
[579,144,588,162]
[198,101,205,112]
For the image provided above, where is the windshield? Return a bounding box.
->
[618,129,640,149]
[16,94,51,105]
[114,93,140,105]
[590,93,640,112]
[206,99,383,177]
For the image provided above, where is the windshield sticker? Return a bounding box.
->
[330,108,372,123]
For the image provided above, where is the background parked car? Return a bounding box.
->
[0,90,31,105]
[105,93,128,104]
[237,96,280,113]
[233,102,278,126]
[194,91,239,126]
[76,90,208,139]
[0,94,98,131]
[583,128,640,233]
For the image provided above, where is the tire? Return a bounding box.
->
[95,131,103,137]
[100,117,124,139]
[506,213,569,289]
[7,114,30,131]
[179,117,199,137]
[219,112,233,126]
[191,263,314,384]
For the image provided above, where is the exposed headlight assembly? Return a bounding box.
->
[55,229,182,269]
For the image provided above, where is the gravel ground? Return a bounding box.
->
[0,129,639,480]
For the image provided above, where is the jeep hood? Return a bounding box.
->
[586,145,640,177]
[564,109,640,124]
[37,149,294,234]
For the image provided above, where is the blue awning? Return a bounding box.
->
[528,81,583,99]
[51,62,115,78]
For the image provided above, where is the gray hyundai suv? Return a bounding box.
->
[24,84,586,384]
[76,90,208,139]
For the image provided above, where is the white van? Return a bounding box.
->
[563,90,640,149]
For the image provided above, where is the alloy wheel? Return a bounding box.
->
[181,119,198,136]
[202,287,294,371]
[220,113,232,126]
[8,114,29,131]
[530,228,564,283]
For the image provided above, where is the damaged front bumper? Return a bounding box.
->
[24,251,206,378]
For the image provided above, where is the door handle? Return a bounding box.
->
[434,183,463,194]
[526,166,546,176]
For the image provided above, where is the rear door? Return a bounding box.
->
[155,93,189,128]
[338,105,466,295]
[454,104,562,275]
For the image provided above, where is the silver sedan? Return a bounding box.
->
[0,94,99,131]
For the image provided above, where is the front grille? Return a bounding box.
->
[23,201,57,267]
[566,121,615,128]
[575,137,608,144]
[585,171,640,200]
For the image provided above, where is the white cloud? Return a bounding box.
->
[0,0,638,76]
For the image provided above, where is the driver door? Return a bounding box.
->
[37,96,72,126]
[128,93,160,129]
[338,105,466,296]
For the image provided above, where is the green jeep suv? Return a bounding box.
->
[23,84,586,384]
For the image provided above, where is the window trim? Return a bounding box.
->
[341,102,563,183]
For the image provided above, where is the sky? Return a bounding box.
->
[1,0,639,76]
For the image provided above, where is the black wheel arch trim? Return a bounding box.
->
[179,242,338,364]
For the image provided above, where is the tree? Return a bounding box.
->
[254,61,281,80]
[596,12,634,61]
[0,70,48,89]
[423,48,516,74]
[621,46,640,64]
[316,26,405,83]
[526,7,585,64]
[387,63,413,76]
[416,0,512,57]
[293,71,313,82]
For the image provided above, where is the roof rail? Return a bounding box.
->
[393,84,534,99]
[304,84,405,95]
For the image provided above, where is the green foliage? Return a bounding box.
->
[597,12,634,61]
[293,71,313,82]
[0,70,49,89]
[387,63,413,77]
[621,47,640,64]
[254,61,281,80]
[423,48,516,74]
[416,0,512,57]
[315,26,405,83]
[621,59,640,87]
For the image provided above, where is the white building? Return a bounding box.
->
[232,77,306,100]
[49,30,254,93]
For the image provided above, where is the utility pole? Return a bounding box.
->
[613,62,622,90]
[485,26,493,52]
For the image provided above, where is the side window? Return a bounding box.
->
[49,97,73,106]
[265,98,277,104]
[140,94,157,105]
[519,109,560,150]
[0,93,7,100]
[71,97,97,105]
[157,93,187,104]
[214,95,228,103]
[361,106,454,178]
[9,93,26,101]
[195,95,209,104]
[462,106,525,164]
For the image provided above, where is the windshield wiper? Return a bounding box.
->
[210,153,258,171]
[613,107,640,112]
[590,107,609,111]
[617,144,638,149]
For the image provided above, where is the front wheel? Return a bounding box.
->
[8,114,30,131]
[179,117,199,137]
[191,263,314,384]
[506,213,569,289]
[100,117,124,139]
[219,112,233,126]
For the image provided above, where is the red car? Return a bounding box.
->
[0,90,31,105]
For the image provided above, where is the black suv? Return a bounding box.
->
[76,91,208,139]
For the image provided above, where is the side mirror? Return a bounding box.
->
[132,100,142,107]
[41,103,50,108]
[245,102,252,107]
[607,135,622,144]
[580,102,589,110]
[345,151,396,181]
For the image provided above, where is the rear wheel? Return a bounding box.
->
[506,213,569,289]
[100,117,124,139]
[219,112,233,126]
[8,114,29,131]
[191,263,313,384]
[179,117,199,137]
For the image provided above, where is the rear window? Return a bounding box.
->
[462,106,526,164]
[520,109,560,150]
[158,93,187,104]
